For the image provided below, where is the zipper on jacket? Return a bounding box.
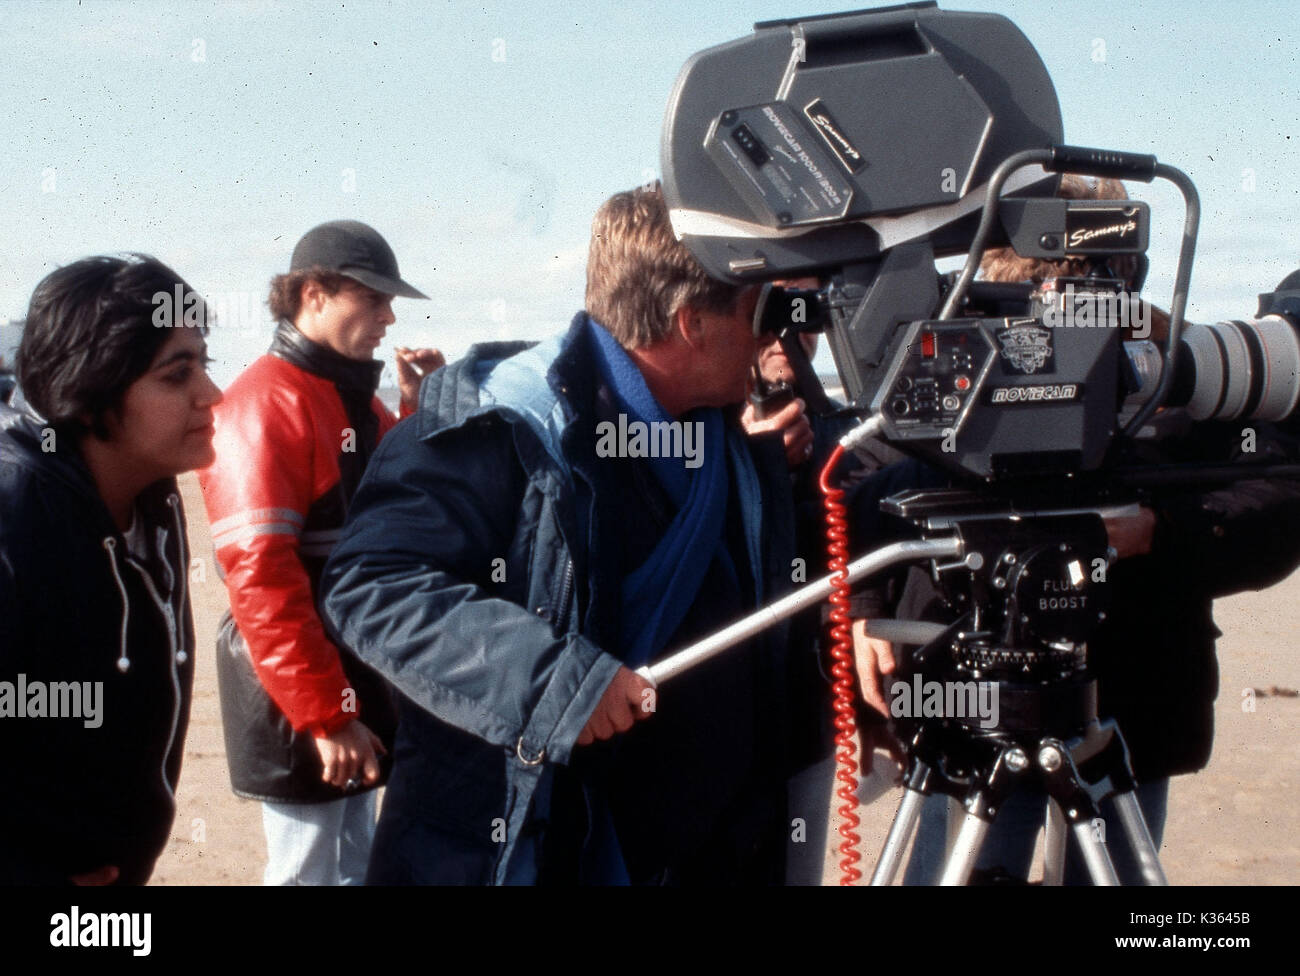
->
[554,558,575,633]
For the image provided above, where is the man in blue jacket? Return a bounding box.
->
[321,183,838,884]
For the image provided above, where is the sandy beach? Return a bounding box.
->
[151,472,1299,885]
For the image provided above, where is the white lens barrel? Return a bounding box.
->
[1182,315,1300,421]
[1251,315,1300,420]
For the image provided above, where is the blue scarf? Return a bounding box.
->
[583,319,765,885]
[587,319,738,667]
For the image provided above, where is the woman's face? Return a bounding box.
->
[101,327,223,481]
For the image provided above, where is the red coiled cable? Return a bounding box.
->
[818,444,862,885]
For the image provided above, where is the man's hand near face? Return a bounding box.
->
[395,346,446,414]
[741,396,815,468]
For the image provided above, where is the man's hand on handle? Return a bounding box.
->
[1103,506,1157,560]
[577,666,656,746]
[852,619,897,718]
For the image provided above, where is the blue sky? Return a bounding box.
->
[1,0,1297,388]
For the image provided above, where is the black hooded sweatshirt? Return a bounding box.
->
[0,404,194,884]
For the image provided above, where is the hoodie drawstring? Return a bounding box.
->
[102,536,131,673]
[167,494,189,665]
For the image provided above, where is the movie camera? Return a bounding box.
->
[646,2,1300,885]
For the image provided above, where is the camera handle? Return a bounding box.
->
[634,535,963,688]
[937,145,1200,436]
[636,415,921,686]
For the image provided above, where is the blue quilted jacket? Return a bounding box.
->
[321,313,814,883]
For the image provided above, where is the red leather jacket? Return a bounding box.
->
[199,321,404,800]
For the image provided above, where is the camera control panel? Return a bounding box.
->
[875,321,998,438]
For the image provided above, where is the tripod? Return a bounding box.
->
[871,698,1168,886]
[634,481,1173,885]
[847,488,1170,885]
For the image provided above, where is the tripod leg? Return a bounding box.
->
[1071,820,1120,886]
[938,810,991,886]
[1042,798,1067,886]
[871,787,927,886]
[1112,791,1169,886]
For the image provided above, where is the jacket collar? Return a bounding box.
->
[414,313,598,455]
[269,319,384,396]
[1,402,97,500]
[0,401,182,553]
[1,403,119,510]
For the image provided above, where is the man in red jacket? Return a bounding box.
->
[200,221,440,884]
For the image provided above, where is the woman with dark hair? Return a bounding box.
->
[0,254,222,884]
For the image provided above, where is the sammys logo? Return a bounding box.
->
[1066,219,1137,249]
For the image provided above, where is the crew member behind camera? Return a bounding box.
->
[319,184,884,884]
[740,281,931,882]
[199,220,440,885]
[874,176,1300,884]
[1,255,222,884]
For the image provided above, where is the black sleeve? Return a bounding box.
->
[1151,474,1300,599]
[1142,420,1300,599]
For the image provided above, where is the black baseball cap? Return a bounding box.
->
[290,220,428,299]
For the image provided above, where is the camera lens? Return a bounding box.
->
[1180,316,1300,421]
[1124,314,1300,422]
